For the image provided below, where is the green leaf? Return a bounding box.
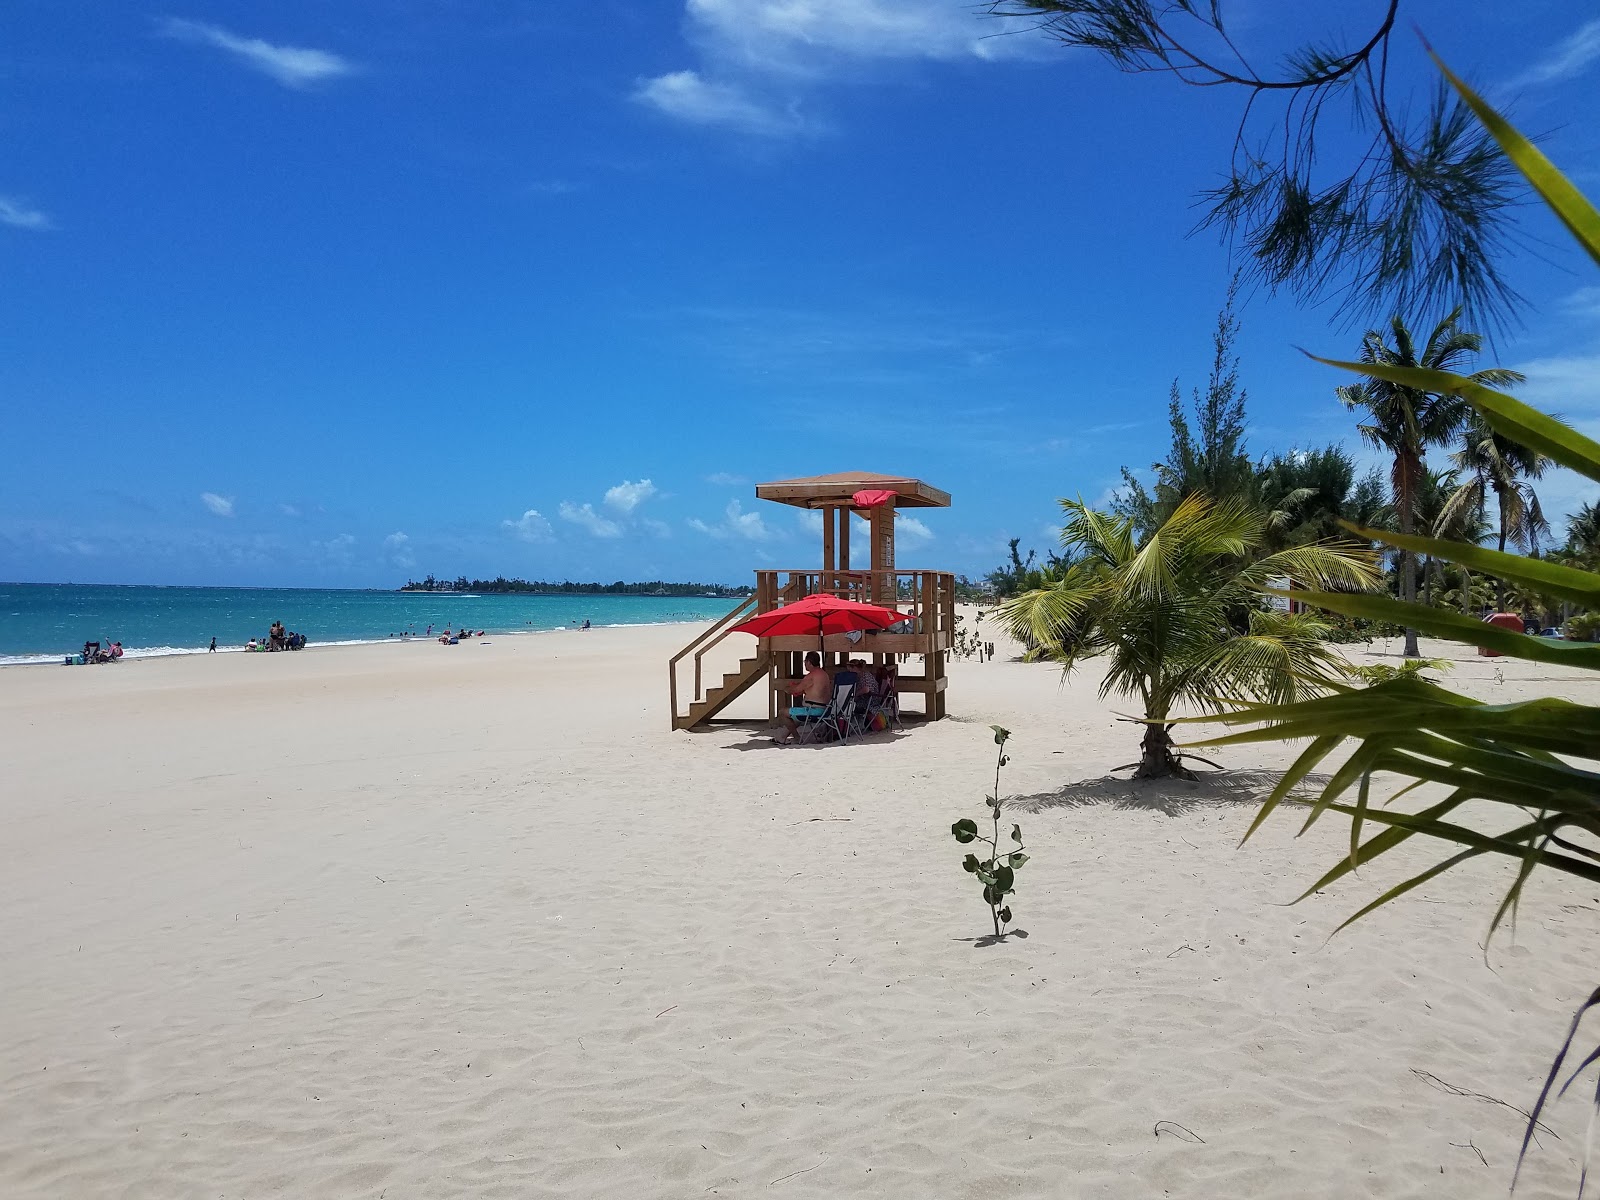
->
[962,853,981,873]
[1277,589,1600,669]
[1341,524,1600,608]
[1010,824,1022,843]
[1432,50,1600,273]
[1008,852,1029,868]
[975,869,996,887]
[997,906,1012,924]
[952,819,977,844]
[1309,357,1600,484]
[983,883,1002,906]
[991,725,1011,745]
[993,865,1015,893]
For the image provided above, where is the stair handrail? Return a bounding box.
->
[669,593,759,723]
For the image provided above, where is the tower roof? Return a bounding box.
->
[753,471,950,510]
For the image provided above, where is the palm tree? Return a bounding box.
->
[1413,468,1461,609]
[1440,412,1549,611]
[1568,500,1600,563]
[1336,309,1523,656]
[995,494,1378,778]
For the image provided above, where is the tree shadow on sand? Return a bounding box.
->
[1008,769,1330,818]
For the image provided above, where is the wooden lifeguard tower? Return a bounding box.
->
[668,471,955,730]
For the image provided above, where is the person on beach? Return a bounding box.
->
[208,636,217,653]
[775,652,832,744]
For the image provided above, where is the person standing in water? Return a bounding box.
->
[208,636,217,653]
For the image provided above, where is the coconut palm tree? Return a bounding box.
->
[1336,310,1523,655]
[1568,500,1600,563]
[995,494,1379,778]
[1440,412,1548,611]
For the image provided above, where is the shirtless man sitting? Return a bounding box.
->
[775,652,832,744]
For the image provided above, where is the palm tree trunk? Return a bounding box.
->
[1460,567,1473,615]
[1398,488,1420,658]
[1422,556,1433,608]
[1495,519,1509,613]
[1134,721,1191,780]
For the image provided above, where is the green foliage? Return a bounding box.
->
[1335,307,1518,656]
[1347,658,1452,686]
[1115,279,1253,532]
[1190,64,1600,1190]
[996,493,1378,778]
[951,726,1025,939]
[985,538,1074,599]
[1567,612,1600,642]
[987,1,1524,332]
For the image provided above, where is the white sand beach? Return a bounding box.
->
[1,620,1597,1198]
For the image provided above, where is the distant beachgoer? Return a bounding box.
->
[582,619,591,631]
[208,636,217,653]
[426,624,433,635]
[247,638,258,651]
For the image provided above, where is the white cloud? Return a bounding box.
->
[642,518,673,539]
[897,514,933,545]
[685,0,1038,71]
[1510,352,1600,415]
[278,503,302,518]
[796,509,823,535]
[1560,286,1600,322]
[1508,18,1600,89]
[382,531,416,569]
[633,70,804,135]
[604,478,658,513]
[320,533,356,564]
[706,471,749,485]
[639,3,1040,136]
[502,508,555,543]
[161,19,356,89]
[560,501,623,538]
[0,195,51,231]
[200,491,234,517]
[689,499,772,540]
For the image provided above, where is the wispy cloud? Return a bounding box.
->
[503,508,555,543]
[688,499,772,540]
[524,179,584,196]
[161,19,357,90]
[897,514,933,546]
[639,0,1041,135]
[706,471,749,486]
[1560,286,1600,322]
[200,491,234,517]
[633,70,806,135]
[319,533,357,565]
[1507,18,1600,89]
[0,195,52,231]
[685,0,1038,72]
[382,531,416,570]
[560,501,623,538]
[604,478,658,514]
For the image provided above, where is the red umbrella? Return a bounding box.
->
[730,592,911,646]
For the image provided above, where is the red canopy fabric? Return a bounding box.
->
[730,593,910,640]
[851,489,896,509]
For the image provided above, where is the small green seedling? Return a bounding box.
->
[951,725,1026,939]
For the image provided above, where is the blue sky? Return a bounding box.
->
[2,1,1598,588]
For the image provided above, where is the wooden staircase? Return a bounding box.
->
[676,654,768,730]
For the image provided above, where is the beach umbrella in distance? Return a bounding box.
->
[729,592,911,653]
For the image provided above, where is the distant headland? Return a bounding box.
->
[399,575,753,597]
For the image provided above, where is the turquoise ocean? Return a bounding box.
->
[0,583,740,665]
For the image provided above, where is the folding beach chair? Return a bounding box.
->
[865,671,904,733]
[795,679,855,744]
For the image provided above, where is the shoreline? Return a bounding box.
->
[0,615,717,668]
